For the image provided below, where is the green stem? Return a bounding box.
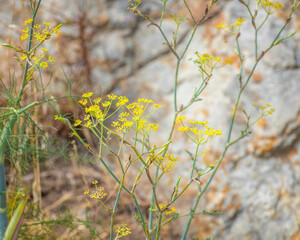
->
[110,170,127,240]
[190,144,200,179]
[180,190,201,240]
[159,0,167,27]
[154,213,163,240]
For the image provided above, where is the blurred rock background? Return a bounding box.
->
[1,0,300,239]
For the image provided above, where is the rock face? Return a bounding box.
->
[1,0,300,239]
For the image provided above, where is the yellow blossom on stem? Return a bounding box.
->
[102,101,111,108]
[93,97,102,104]
[40,62,48,69]
[20,55,27,60]
[82,92,93,98]
[177,119,222,145]
[84,180,107,200]
[79,99,88,106]
[216,18,245,35]
[115,225,131,239]
[24,19,33,25]
[149,153,178,173]
[159,204,177,216]
[43,21,51,27]
[48,56,55,62]
[116,96,129,107]
[257,0,284,14]
[74,120,82,127]
[107,93,117,100]
[176,115,186,122]
[20,34,29,41]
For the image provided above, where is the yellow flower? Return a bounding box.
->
[41,48,48,52]
[177,119,222,144]
[93,97,102,104]
[216,23,228,29]
[224,59,233,64]
[258,0,284,14]
[150,153,178,173]
[154,103,162,109]
[79,99,88,106]
[43,21,51,27]
[74,120,82,126]
[42,28,50,35]
[92,180,98,184]
[176,116,186,122]
[107,93,117,100]
[24,19,33,25]
[146,123,159,132]
[20,55,27,60]
[216,18,245,35]
[84,120,92,128]
[48,56,55,62]
[116,225,131,238]
[82,92,93,98]
[52,25,61,35]
[40,62,48,69]
[20,34,29,41]
[22,27,29,33]
[116,96,129,107]
[178,126,189,132]
[102,101,111,108]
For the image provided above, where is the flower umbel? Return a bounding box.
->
[148,153,179,173]
[84,180,107,200]
[176,116,222,145]
[216,18,245,35]
[115,225,131,239]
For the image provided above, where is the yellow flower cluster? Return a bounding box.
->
[128,0,142,12]
[19,19,61,70]
[84,180,107,200]
[148,153,178,173]
[20,19,61,43]
[159,204,177,216]
[176,116,222,145]
[76,92,111,128]
[151,204,177,216]
[252,103,275,115]
[112,97,161,134]
[75,92,161,135]
[257,0,284,14]
[193,52,232,74]
[115,225,131,238]
[216,18,245,35]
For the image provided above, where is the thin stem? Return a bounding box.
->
[159,0,167,27]
[174,60,180,112]
[154,213,163,240]
[180,190,201,240]
[190,144,200,179]
[110,167,128,240]
[183,0,197,25]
